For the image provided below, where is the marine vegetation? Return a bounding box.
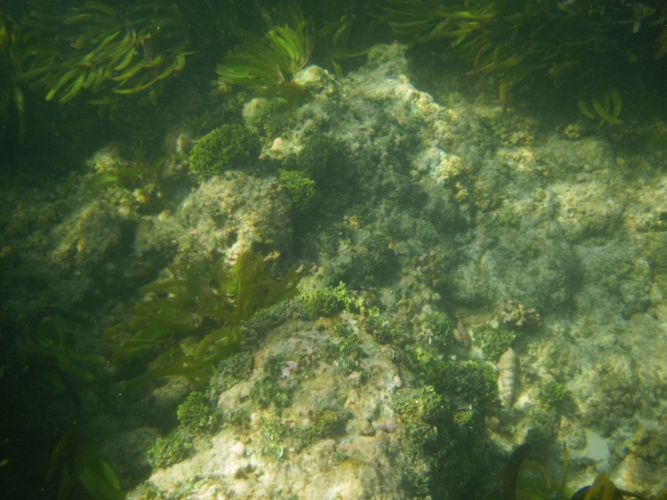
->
[474,322,520,362]
[502,442,667,500]
[373,0,667,120]
[216,2,312,90]
[146,428,196,470]
[295,133,349,189]
[106,250,305,387]
[176,390,219,434]
[299,281,364,319]
[13,1,190,105]
[147,391,219,469]
[245,97,294,143]
[540,381,565,407]
[18,314,105,384]
[0,12,26,143]
[47,428,126,500]
[278,169,317,212]
[187,123,260,181]
[255,408,350,460]
[310,2,370,78]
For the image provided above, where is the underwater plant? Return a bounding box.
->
[13,1,190,105]
[18,315,105,384]
[540,381,565,407]
[176,390,219,434]
[0,12,26,143]
[146,427,196,469]
[216,2,312,90]
[372,0,495,46]
[374,0,667,119]
[310,2,370,78]
[278,169,317,211]
[577,84,622,128]
[188,123,260,181]
[47,428,126,500]
[245,97,294,142]
[502,441,667,500]
[106,250,305,387]
[299,281,364,319]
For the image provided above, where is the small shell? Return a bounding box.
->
[497,347,518,408]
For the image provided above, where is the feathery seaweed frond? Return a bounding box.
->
[216,3,312,90]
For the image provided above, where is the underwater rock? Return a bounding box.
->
[136,171,292,262]
[497,347,518,409]
[129,319,417,499]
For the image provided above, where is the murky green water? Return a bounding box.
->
[2,1,667,499]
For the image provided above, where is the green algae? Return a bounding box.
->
[216,3,311,90]
[299,281,364,319]
[47,429,126,500]
[540,381,566,407]
[246,97,294,143]
[278,169,317,211]
[107,250,304,387]
[177,391,219,434]
[188,124,260,181]
[146,427,197,470]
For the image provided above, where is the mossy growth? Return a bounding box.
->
[256,408,350,460]
[296,134,348,188]
[257,415,287,460]
[474,323,519,362]
[209,352,254,395]
[278,169,317,211]
[251,375,292,408]
[415,355,497,411]
[292,408,350,450]
[320,325,366,375]
[299,282,364,319]
[177,391,219,434]
[361,308,396,345]
[146,427,197,469]
[392,386,444,452]
[424,311,452,351]
[245,98,294,143]
[188,124,260,181]
[540,381,565,407]
[148,391,219,469]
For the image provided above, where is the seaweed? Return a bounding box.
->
[14,1,190,104]
[177,391,219,434]
[19,315,105,384]
[373,0,667,119]
[278,169,317,211]
[577,84,623,128]
[216,2,312,90]
[0,12,26,144]
[47,428,126,500]
[188,124,260,181]
[107,250,305,387]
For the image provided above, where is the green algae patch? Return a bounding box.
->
[146,428,197,470]
[177,391,219,434]
[299,282,364,319]
[188,124,260,181]
[539,381,565,407]
[278,169,317,211]
[245,98,294,143]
